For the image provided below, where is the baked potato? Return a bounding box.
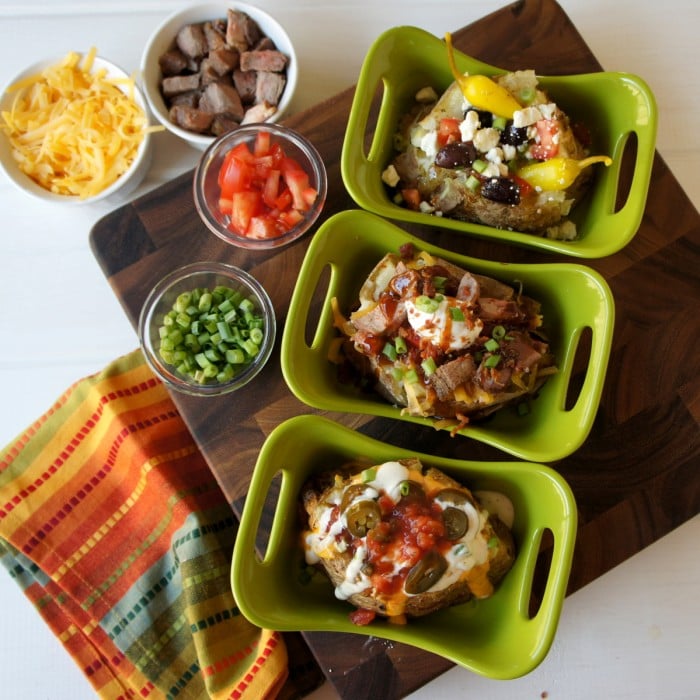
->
[301,457,515,624]
[331,243,557,428]
[382,37,611,240]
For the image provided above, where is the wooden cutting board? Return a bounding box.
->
[90,0,700,696]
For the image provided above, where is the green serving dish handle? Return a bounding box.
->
[341,25,657,258]
[281,209,614,463]
[232,414,578,679]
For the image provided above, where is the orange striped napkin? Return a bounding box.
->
[0,350,288,699]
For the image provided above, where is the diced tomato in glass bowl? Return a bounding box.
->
[194,123,327,250]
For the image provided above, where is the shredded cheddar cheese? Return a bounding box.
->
[1,48,161,199]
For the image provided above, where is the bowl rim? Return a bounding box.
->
[340,25,658,259]
[0,53,152,205]
[140,1,299,150]
[138,260,277,396]
[193,122,328,250]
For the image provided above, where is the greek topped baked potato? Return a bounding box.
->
[382,34,611,240]
[301,457,515,624]
[331,243,557,430]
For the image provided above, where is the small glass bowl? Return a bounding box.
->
[138,261,276,396]
[193,122,327,250]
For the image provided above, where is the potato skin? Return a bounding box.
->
[301,460,516,620]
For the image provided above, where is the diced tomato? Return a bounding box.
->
[262,168,281,208]
[230,190,262,235]
[219,154,253,199]
[437,117,461,146]
[401,187,422,210]
[215,131,319,239]
[530,119,559,160]
[349,608,376,626]
[254,130,271,157]
[247,215,280,239]
[284,168,311,211]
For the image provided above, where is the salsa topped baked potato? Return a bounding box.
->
[382,34,611,240]
[331,243,557,431]
[301,457,515,625]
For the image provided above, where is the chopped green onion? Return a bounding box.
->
[433,275,447,292]
[492,116,507,131]
[485,338,500,353]
[472,159,487,173]
[405,368,420,384]
[154,283,267,386]
[449,306,465,322]
[466,174,481,191]
[361,467,376,483]
[492,325,506,340]
[421,357,437,376]
[382,342,397,361]
[399,481,411,496]
[394,336,407,354]
[487,536,500,549]
[484,354,501,368]
[391,367,404,381]
[415,295,439,313]
[519,87,536,104]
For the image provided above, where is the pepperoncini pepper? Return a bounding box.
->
[517,155,612,191]
[445,33,522,119]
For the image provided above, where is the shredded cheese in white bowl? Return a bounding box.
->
[0,48,160,204]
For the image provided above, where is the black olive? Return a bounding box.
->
[481,177,521,205]
[442,507,469,540]
[434,141,477,169]
[404,550,448,594]
[466,108,492,128]
[500,123,528,146]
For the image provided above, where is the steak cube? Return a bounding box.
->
[255,72,286,106]
[176,23,209,59]
[198,82,245,121]
[240,49,288,73]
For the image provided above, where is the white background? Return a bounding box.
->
[0,1,698,698]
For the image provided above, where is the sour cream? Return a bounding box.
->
[405,296,482,351]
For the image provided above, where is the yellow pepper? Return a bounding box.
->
[517,155,613,191]
[445,33,522,119]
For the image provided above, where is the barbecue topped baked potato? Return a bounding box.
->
[382,35,611,240]
[331,243,557,429]
[301,457,515,624]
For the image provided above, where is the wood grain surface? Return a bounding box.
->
[89,0,700,697]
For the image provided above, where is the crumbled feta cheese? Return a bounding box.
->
[502,144,516,161]
[539,103,557,120]
[485,147,504,164]
[419,200,435,213]
[381,164,400,187]
[482,162,501,178]
[459,109,480,142]
[513,105,543,128]
[419,130,439,158]
[415,86,439,103]
[473,127,500,153]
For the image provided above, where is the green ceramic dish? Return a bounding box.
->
[231,414,577,679]
[341,25,657,258]
[281,209,614,463]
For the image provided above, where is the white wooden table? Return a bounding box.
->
[0,1,698,698]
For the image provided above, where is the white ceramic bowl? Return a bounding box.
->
[140,2,298,150]
[0,54,152,205]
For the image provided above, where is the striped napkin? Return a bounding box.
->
[0,350,290,699]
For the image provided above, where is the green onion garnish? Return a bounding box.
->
[399,481,411,496]
[492,325,506,340]
[361,467,376,483]
[449,306,465,322]
[421,357,437,376]
[415,295,440,313]
[485,338,500,353]
[394,336,407,354]
[382,342,397,361]
[484,354,501,368]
